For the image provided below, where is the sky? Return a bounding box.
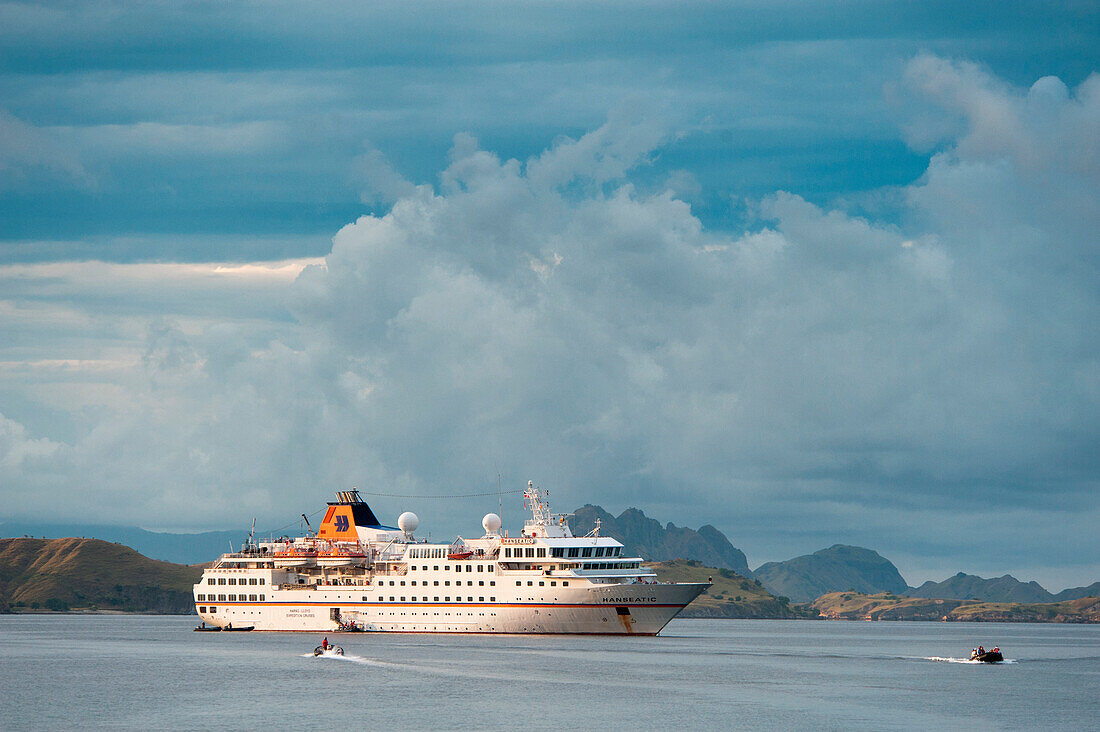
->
[1,1,1097,590]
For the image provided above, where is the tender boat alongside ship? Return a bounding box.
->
[193,483,709,634]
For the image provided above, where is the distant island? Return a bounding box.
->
[2,504,1097,621]
[812,591,1100,623]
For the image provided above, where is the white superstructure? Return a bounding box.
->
[194,483,708,634]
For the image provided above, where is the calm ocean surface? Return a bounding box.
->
[1,615,1096,730]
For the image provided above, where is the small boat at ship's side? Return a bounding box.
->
[314,645,344,656]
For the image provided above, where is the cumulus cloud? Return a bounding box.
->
[0,57,1097,583]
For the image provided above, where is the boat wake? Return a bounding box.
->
[301,651,399,667]
[924,656,1017,664]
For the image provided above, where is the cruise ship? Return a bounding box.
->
[193,483,709,634]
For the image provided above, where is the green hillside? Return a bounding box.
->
[649,559,813,618]
[0,537,201,614]
[812,591,1100,622]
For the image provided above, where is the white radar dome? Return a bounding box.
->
[397,511,419,534]
[482,512,502,535]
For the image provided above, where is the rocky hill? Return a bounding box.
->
[812,591,1100,623]
[753,545,909,603]
[648,560,812,618]
[570,505,751,576]
[1,521,242,565]
[0,538,201,613]
[905,572,1055,603]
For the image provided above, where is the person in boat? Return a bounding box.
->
[978,646,984,654]
[321,637,329,650]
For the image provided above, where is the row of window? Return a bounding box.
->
[407,564,490,572]
[382,579,495,587]
[407,547,449,559]
[503,547,547,558]
[549,546,622,558]
[207,577,265,586]
[196,594,265,602]
[582,562,638,570]
[515,580,569,587]
[378,596,495,603]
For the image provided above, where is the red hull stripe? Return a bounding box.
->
[196,602,685,609]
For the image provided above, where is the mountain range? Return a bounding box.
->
[569,504,752,577]
[3,507,1096,605]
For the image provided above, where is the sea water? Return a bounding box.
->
[1,615,1096,730]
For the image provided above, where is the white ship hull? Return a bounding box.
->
[198,581,705,634]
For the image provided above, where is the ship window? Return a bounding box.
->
[218,594,226,601]
[444,565,449,571]
[467,597,472,602]
[259,579,265,585]
[563,582,569,587]
[411,581,416,586]
[260,595,264,601]
[218,578,226,585]
[490,581,495,586]
[209,606,216,612]
[199,606,206,613]
[248,578,255,585]
[362,596,368,601]
[595,548,604,557]
[537,548,546,557]
[567,548,579,558]
[400,581,405,586]
[479,597,484,602]
[250,594,257,601]
[207,578,215,585]
[400,596,405,601]
[389,596,394,601]
[516,581,521,586]
[445,597,450,602]
[551,548,563,558]
[525,548,534,558]
[434,596,439,602]
[490,597,496,602]
[479,581,484,586]
[434,565,439,571]
[433,581,439,586]
[527,581,533,586]
[582,548,592,557]
[389,581,394,586]
[551,582,556,586]
[477,565,483,572]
